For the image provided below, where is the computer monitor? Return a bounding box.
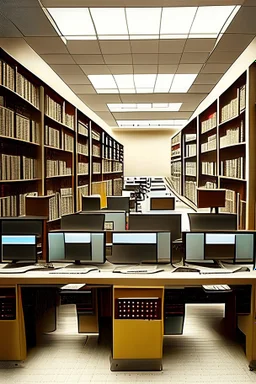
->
[48,231,106,265]
[107,196,130,212]
[184,231,255,265]
[129,213,181,241]
[1,235,37,263]
[109,231,171,264]
[82,196,101,211]
[188,213,237,231]
[61,213,105,230]
[1,217,44,236]
[81,210,126,231]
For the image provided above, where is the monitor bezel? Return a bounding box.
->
[1,233,38,264]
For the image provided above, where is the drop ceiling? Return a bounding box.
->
[0,0,256,129]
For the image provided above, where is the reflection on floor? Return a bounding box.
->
[0,304,255,383]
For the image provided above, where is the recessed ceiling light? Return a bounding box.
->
[154,74,174,93]
[114,75,134,89]
[88,75,117,89]
[160,7,197,37]
[116,119,187,128]
[170,74,197,93]
[96,89,119,94]
[134,74,156,88]
[126,8,162,36]
[90,8,128,38]
[108,103,182,112]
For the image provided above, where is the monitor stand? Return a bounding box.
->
[2,261,35,269]
[64,261,96,269]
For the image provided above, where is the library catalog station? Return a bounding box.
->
[1,1,256,381]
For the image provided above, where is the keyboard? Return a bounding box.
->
[203,285,232,291]
[200,268,232,274]
[50,267,99,274]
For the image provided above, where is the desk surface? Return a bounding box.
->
[0,263,255,286]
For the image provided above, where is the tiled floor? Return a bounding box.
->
[0,304,255,383]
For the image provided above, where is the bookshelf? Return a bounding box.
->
[170,71,250,229]
[170,132,182,195]
[0,48,124,223]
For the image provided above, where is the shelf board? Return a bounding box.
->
[78,173,89,176]
[201,174,217,178]
[184,155,196,160]
[78,152,89,157]
[200,126,217,135]
[219,114,240,127]
[103,171,122,174]
[77,131,89,138]
[92,154,101,158]
[201,148,217,155]
[0,135,40,146]
[185,174,196,178]
[0,84,40,113]
[171,153,181,158]
[92,137,101,143]
[45,145,73,153]
[220,176,246,182]
[171,142,181,147]
[92,172,101,175]
[171,158,181,163]
[47,217,61,223]
[45,114,74,132]
[185,138,196,144]
[220,142,246,150]
[46,174,72,179]
[0,178,40,183]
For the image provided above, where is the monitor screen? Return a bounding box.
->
[1,235,37,263]
[109,231,171,264]
[82,196,101,211]
[48,231,106,264]
[1,218,43,236]
[129,213,181,241]
[61,213,105,230]
[89,210,126,231]
[188,213,237,231]
[107,197,129,212]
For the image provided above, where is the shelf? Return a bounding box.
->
[171,153,181,158]
[220,176,246,182]
[103,171,123,174]
[47,217,61,223]
[0,135,40,146]
[46,174,72,179]
[185,139,196,144]
[220,142,246,150]
[45,145,73,153]
[77,132,88,138]
[0,178,40,183]
[185,174,196,178]
[219,113,243,127]
[200,126,217,135]
[201,149,217,155]
[92,155,101,159]
[184,155,196,160]
[171,158,181,163]
[45,114,74,132]
[78,153,89,157]
[93,172,101,175]
[171,142,180,147]
[201,174,217,177]
[0,84,40,114]
[78,173,89,176]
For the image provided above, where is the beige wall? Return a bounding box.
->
[114,129,176,177]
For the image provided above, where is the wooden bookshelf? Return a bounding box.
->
[183,118,197,206]
[0,48,124,223]
[170,131,182,195]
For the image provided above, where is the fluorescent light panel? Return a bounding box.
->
[108,103,182,112]
[117,120,187,128]
[46,6,239,41]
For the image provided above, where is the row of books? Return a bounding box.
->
[46,159,72,177]
[220,97,238,123]
[201,112,217,133]
[92,130,101,141]
[78,121,88,137]
[186,162,196,177]
[0,106,14,137]
[170,176,181,195]
[185,180,197,204]
[103,159,112,173]
[113,178,123,195]
[220,126,244,148]
[78,184,89,211]
[106,179,113,196]
[17,115,40,144]
[91,181,102,195]
[92,162,101,174]
[63,133,74,152]
[220,189,236,214]
[92,144,101,157]
[202,161,216,176]
[185,133,196,142]
[0,61,15,91]
[77,142,89,156]
[0,191,38,217]
[186,144,196,157]
[113,161,123,172]
[239,85,246,111]
[45,125,60,148]
[47,189,74,221]
[45,95,62,123]
[16,72,39,108]
[171,161,181,176]
[220,156,245,179]
[202,181,217,189]
[172,133,181,145]
[65,112,74,129]
[201,134,216,153]
[0,154,38,180]
[171,145,181,157]
[78,162,89,175]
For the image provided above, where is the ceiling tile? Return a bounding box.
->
[201,63,231,74]
[159,39,186,54]
[70,85,96,94]
[207,50,241,64]
[108,65,133,74]
[179,101,203,111]
[226,6,256,34]
[25,37,68,54]
[59,74,91,85]
[78,94,122,105]
[95,111,117,124]
[84,104,110,112]
[72,55,104,65]
[214,34,255,52]
[0,13,23,37]
[133,65,158,74]
[41,54,75,64]
[177,64,203,74]
[194,73,223,85]
[130,40,159,54]
[181,52,210,64]
[99,40,131,54]
[67,40,101,55]
[158,65,178,74]
[80,65,111,75]
[158,54,181,64]
[103,54,132,65]
[184,38,216,52]
[189,84,215,93]
[50,64,84,75]
[133,54,158,65]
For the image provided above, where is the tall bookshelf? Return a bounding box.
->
[0,48,124,226]
[169,71,250,229]
[170,132,182,195]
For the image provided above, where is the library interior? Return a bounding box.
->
[1,1,256,383]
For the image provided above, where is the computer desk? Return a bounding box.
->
[0,267,256,371]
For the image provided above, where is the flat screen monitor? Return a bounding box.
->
[1,235,37,263]
[82,210,126,231]
[48,231,106,264]
[184,231,255,264]
[129,213,181,241]
[1,217,44,236]
[188,213,237,231]
[82,196,101,211]
[61,213,105,230]
[107,196,130,212]
[109,231,171,264]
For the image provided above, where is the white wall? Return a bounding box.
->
[114,129,176,177]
